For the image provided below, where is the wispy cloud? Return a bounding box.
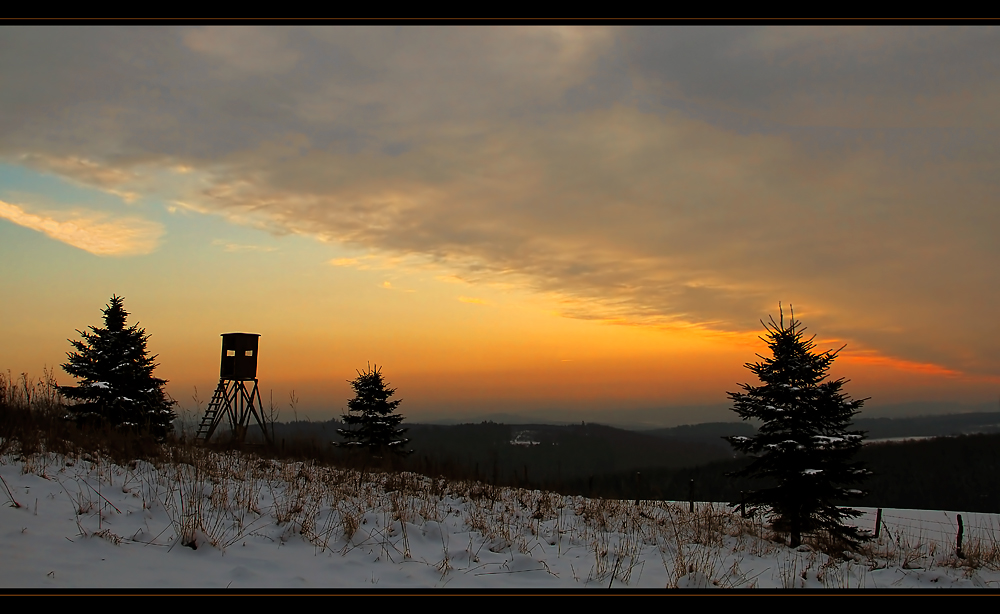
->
[18,154,142,203]
[329,257,360,267]
[211,239,276,253]
[0,200,163,256]
[838,350,972,379]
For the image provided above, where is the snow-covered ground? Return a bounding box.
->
[2,446,999,590]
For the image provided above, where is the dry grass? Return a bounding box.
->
[4,376,1000,588]
[5,431,1000,587]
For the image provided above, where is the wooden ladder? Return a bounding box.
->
[195,380,227,442]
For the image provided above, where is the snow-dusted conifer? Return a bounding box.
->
[726,304,870,549]
[60,295,176,439]
[337,363,411,457]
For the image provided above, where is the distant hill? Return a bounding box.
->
[640,412,1000,446]
[854,412,1000,440]
[643,422,756,446]
[217,411,1000,511]
[399,421,734,485]
[232,418,735,484]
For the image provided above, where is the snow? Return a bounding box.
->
[510,430,541,446]
[814,436,845,446]
[2,448,999,590]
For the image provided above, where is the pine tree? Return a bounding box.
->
[336,363,411,457]
[725,305,871,549]
[60,295,176,439]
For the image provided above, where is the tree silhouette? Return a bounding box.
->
[725,305,871,549]
[60,295,176,439]
[337,363,411,458]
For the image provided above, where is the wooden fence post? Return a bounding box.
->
[874,508,882,539]
[957,514,965,559]
[689,479,694,513]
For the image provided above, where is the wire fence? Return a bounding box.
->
[844,507,1000,553]
[674,501,1000,556]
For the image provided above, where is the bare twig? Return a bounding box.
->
[0,473,21,508]
[77,477,122,514]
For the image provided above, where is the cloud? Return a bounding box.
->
[18,154,141,201]
[0,200,163,256]
[329,258,360,267]
[182,26,301,75]
[839,350,969,379]
[211,239,276,253]
[625,26,1000,131]
[2,27,1000,375]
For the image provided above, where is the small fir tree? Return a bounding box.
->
[725,305,871,549]
[337,363,411,457]
[60,295,176,439]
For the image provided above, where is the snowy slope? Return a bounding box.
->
[2,448,998,590]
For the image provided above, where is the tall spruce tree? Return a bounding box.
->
[725,305,871,549]
[60,295,176,439]
[337,363,411,457]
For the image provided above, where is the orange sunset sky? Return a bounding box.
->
[1,26,998,427]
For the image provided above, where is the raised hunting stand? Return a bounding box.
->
[195,333,272,445]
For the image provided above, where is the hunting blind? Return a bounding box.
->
[195,333,272,445]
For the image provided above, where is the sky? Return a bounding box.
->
[1,25,999,427]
